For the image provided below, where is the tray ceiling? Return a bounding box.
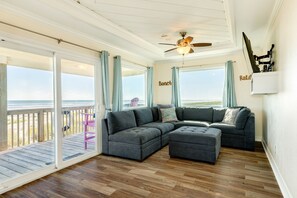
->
[0,0,277,61]
[77,0,234,56]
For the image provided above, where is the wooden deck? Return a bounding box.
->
[0,133,95,183]
[2,146,282,198]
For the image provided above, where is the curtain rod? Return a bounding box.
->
[122,58,150,68]
[171,61,236,69]
[0,21,102,54]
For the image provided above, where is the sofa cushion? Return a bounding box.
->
[169,126,221,146]
[160,108,178,122]
[234,108,251,129]
[173,120,211,128]
[107,111,137,134]
[142,122,174,135]
[209,122,244,135]
[134,108,154,126]
[213,108,227,122]
[183,107,213,122]
[151,107,159,122]
[175,107,183,120]
[222,108,240,125]
[109,127,161,145]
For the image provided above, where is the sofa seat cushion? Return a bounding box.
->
[141,122,174,135]
[210,123,244,135]
[174,120,211,128]
[109,127,161,145]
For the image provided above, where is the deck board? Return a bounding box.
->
[0,133,94,183]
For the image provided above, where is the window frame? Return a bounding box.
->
[179,65,225,108]
[121,61,147,110]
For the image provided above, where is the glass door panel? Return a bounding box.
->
[0,47,54,184]
[60,59,95,161]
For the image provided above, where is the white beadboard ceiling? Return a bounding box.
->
[0,0,277,61]
[78,0,234,55]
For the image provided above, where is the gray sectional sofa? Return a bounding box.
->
[102,106,255,161]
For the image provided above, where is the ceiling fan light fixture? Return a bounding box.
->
[177,46,191,55]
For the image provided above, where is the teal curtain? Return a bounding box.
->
[171,67,181,107]
[147,67,154,107]
[112,56,123,112]
[101,51,111,117]
[223,60,237,107]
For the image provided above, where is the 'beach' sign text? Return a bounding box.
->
[159,81,172,86]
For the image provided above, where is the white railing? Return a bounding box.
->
[7,106,95,149]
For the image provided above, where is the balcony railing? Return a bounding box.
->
[7,106,95,149]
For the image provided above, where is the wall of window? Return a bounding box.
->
[179,66,225,107]
[122,62,147,109]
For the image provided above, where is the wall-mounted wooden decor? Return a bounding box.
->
[159,81,172,86]
[239,75,252,81]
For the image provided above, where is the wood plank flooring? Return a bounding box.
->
[0,133,95,183]
[1,146,283,198]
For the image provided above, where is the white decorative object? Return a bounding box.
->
[251,72,278,95]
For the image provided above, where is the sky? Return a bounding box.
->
[7,66,94,101]
[7,65,145,102]
[122,74,145,101]
[179,68,225,101]
[7,65,224,103]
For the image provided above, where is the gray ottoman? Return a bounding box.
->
[169,126,221,164]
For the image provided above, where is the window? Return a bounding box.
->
[180,67,225,107]
[122,62,147,109]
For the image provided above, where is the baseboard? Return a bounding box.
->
[262,141,293,198]
[255,136,262,142]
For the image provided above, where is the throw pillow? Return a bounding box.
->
[157,104,175,121]
[160,107,178,123]
[222,108,240,125]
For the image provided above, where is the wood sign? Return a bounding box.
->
[159,81,172,86]
[239,75,252,81]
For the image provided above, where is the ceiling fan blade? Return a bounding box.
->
[192,43,212,47]
[158,43,176,46]
[189,48,194,53]
[165,47,177,53]
[184,36,193,44]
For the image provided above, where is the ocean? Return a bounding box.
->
[8,100,95,110]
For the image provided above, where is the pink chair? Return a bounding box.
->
[82,113,96,149]
[130,97,139,107]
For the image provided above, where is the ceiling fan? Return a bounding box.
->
[159,32,212,55]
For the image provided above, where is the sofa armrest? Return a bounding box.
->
[102,119,109,154]
[243,113,255,150]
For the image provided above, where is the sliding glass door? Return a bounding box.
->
[0,47,55,184]
[0,45,99,192]
[60,59,96,162]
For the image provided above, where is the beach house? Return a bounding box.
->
[0,0,296,197]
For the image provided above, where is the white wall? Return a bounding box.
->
[262,0,297,197]
[154,51,263,141]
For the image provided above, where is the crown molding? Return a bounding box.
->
[155,46,241,64]
[223,0,236,46]
[0,1,155,64]
[39,0,164,56]
[262,0,285,49]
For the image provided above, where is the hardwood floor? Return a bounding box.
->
[1,146,282,198]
